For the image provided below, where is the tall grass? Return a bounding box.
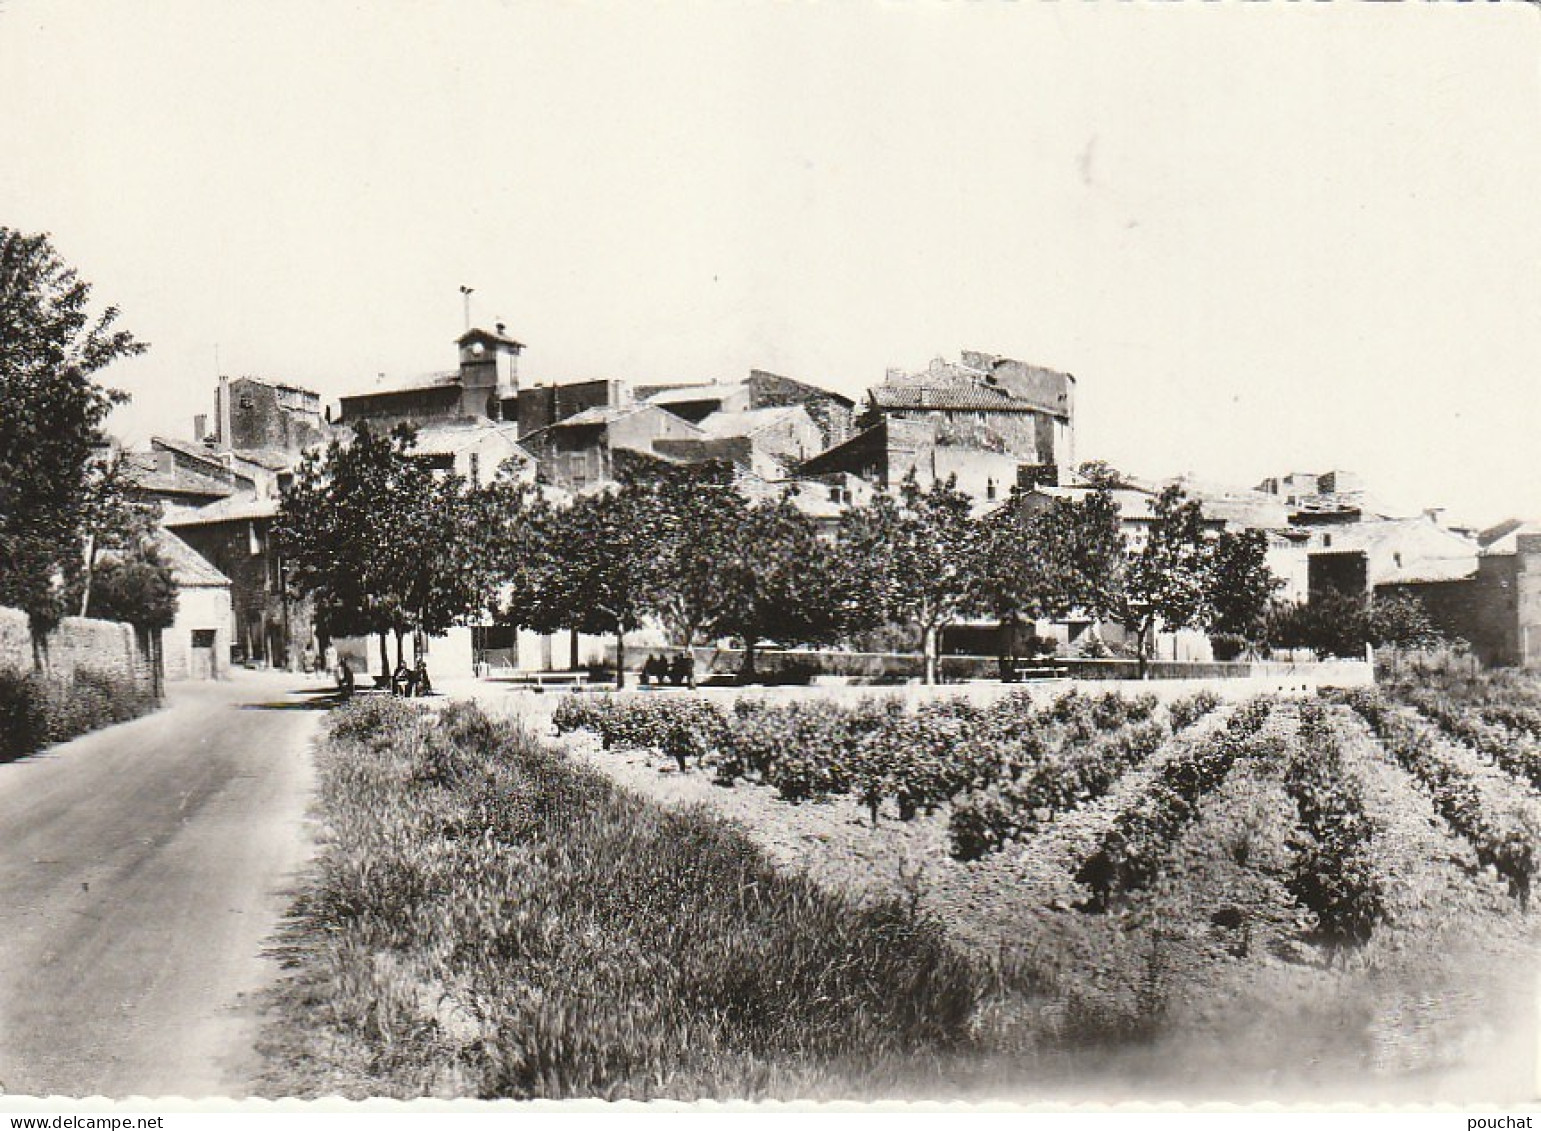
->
[263,697,1002,1100]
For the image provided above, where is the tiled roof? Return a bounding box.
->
[458,326,525,350]
[232,447,296,471]
[640,382,748,406]
[698,405,806,438]
[149,435,239,473]
[411,420,536,463]
[341,371,462,399]
[122,454,234,499]
[163,493,280,527]
[1480,521,1541,557]
[870,383,1032,412]
[153,529,231,587]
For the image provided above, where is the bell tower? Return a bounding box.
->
[456,323,523,419]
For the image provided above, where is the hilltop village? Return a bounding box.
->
[112,325,1537,682]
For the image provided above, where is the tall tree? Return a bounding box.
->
[86,532,178,697]
[520,483,661,688]
[1206,528,1281,657]
[635,459,748,650]
[275,422,479,677]
[1118,485,1212,676]
[838,473,976,684]
[0,229,146,649]
[709,495,841,680]
[971,486,1125,666]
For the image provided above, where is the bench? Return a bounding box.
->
[1010,662,1069,682]
[509,671,592,692]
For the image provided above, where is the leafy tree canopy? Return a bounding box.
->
[0,228,146,636]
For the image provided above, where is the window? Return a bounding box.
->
[191,629,217,649]
[1393,552,1403,568]
[1323,534,1333,548]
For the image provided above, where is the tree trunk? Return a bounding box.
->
[922,623,939,686]
[394,629,404,670]
[152,628,164,700]
[569,628,579,671]
[741,638,758,682]
[1136,624,1151,680]
[614,629,626,689]
[79,533,96,617]
[378,632,389,680]
[997,614,1018,683]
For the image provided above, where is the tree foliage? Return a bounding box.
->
[275,422,497,673]
[86,540,178,634]
[515,482,662,686]
[972,485,1126,658]
[1266,589,1447,658]
[635,460,748,649]
[0,229,147,638]
[837,473,976,683]
[706,495,842,677]
[1116,485,1213,672]
[1206,528,1282,653]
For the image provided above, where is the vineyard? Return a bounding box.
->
[544,679,1541,1095]
[259,675,1541,1100]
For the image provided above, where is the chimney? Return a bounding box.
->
[193,413,207,442]
[216,375,233,451]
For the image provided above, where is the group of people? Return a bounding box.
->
[391,657,433,698]
[640,652,695,688]
[323,649,431,701]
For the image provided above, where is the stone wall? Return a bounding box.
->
[0,604,153,687]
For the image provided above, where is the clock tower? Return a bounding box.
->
[456,323,523,419]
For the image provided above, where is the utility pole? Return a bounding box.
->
[459,285,474,331]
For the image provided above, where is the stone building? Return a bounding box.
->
[338,325,525,429]
[1383,525,1541,667]
[213,376,329,454]
[654,404,825,480]
[637,371,855,450]
[860,351,1076,481]
[163,495,310,670]
[154,529,233,680]
[517,378,628,439]
[519,403,707,491]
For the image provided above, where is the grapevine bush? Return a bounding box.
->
[1396,686,1541,793]
[1075,697,1272,908]
[552,688,1199,828]
[949,690,1222,862]
[1339,687,1541,907]
[1282,703,1387,950]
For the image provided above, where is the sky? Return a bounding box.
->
[1,1,1538,528]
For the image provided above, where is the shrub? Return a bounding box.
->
[1075,697,1274,906]
[1282,704,1386,950]
[0,665,157,760]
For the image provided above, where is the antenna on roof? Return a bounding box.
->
[459,285,475,331]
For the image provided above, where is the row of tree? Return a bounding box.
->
[0,229,176,667]
[277,422,1431,684]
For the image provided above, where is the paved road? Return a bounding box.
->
[0,671,326,1099]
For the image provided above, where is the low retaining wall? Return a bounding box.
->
[611,643,1371,694]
